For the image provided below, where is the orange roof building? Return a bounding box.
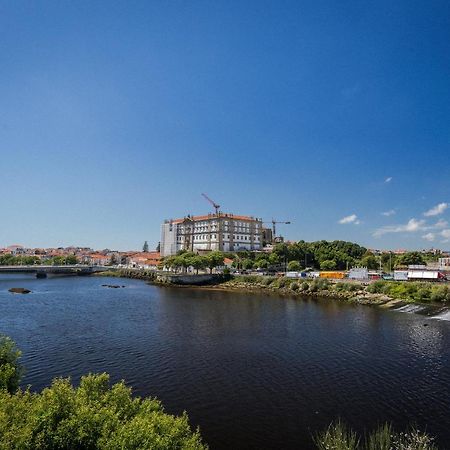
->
[161,212,263,257]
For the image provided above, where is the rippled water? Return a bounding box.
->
[0,274,449,449]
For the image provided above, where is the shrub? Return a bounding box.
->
[335,282,363,293]
[0,335,23,394]
[430,285,450,303]
[262,276,276,286]
[414,287,432,302]
[300,281,310,292]
[0,373,206,450]
[310,278,330,292]
[243,275,260,284]
[367,280,388,294]
[291,282,299,291]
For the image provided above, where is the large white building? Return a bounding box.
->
[160,213,263,257]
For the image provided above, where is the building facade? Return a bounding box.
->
[160,213,263,257]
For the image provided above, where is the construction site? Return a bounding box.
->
[160,194,290,257]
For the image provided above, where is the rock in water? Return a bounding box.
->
[9,287,31,294]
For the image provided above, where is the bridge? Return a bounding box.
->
[0,265,115,278]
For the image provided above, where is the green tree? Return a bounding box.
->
[242,258,254,270]
[320,260,337,270]
[396,251,426,267]
[191,256,207,274]
[206,251,224,274]
[0,372,206,450]
[143,241,149,252]
[360,254,379,270]
[65,254,78,265]
[0,335,23,394]
[287,260,301,271]
[256,259,269,269]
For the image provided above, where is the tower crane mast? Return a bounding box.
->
[263,219,291,239]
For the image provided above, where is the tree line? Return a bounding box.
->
[0,254,78,266]
[227,241,441,272]
[161,251,224,274]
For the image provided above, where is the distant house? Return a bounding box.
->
[89,254,110,266]
[128,252,161,269]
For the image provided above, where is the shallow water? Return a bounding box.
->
[1,274,449,449]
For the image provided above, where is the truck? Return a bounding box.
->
[407,270,445,281]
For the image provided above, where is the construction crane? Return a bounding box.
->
[263,219,291,238]
[201,193,220,215]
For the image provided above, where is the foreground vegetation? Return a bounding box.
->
[221,276,450,304]
[0,335,206,450]
[316,421,436,450]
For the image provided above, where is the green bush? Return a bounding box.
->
[290,282,299,291]
[309,278,330,292]
[430,285,450,302]
[243,275,261,284]
[275,277,288,288]
[367,280,388,294]
[0,373,206,450]
[0,335,23,394]
[261,276,276,286]
[414,287,432,302]
[334,282,362,293]
[300,281,310,292]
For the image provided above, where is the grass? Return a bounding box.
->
[315,422,437,450]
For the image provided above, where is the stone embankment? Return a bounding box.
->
[97,269,225,286]
[97,270,449,308]
[211,277,394,305]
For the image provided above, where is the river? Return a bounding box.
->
[0,274,449,449]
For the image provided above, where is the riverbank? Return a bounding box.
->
[96,270,450,308]
[212,275,450,307]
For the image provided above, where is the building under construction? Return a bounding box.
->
[160,213,264,257]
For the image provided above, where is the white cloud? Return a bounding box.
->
[433,219,448,229]
[385,177,393,183]
[339,214,360,225]
[423,202,449,217]
[373,218,426,237]
[441,229,450,239]
[422,233,435,242]
[381,209,396,217]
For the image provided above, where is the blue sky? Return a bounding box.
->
[1,0,449,250]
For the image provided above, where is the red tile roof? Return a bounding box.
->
[171,213,259,224]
